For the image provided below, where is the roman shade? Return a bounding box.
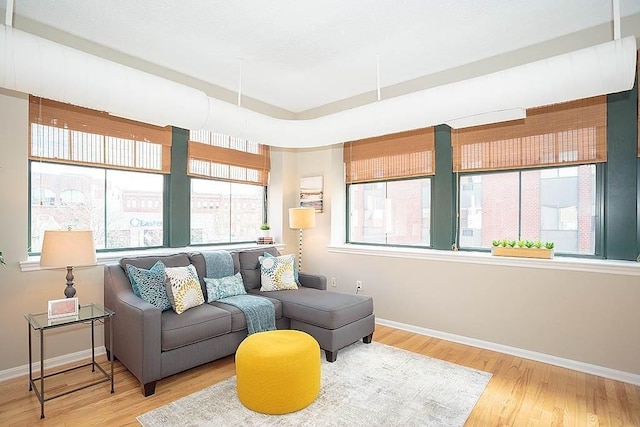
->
[188,130,270,186]
[343,127,435,184]
[29,96,172,173]
[452,96,607,172]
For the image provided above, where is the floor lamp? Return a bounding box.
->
[40,229,97,299]
[289,207,316,271]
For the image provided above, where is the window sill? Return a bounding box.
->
[20,243,285,272]
[327,244,640,277]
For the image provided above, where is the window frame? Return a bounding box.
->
[188,176,268,247]
[346,175,434,249]
[455,163,605,258]
[28,160,167,254]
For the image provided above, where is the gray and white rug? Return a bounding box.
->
[137,341,491,427]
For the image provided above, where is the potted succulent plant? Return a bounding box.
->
[259,223,271,237]
[491,239,554,259]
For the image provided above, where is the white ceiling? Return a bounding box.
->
[2,0,640,115]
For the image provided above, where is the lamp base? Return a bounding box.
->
[64,266,77,298]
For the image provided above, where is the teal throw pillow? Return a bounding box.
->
[126,261,172,311]
[264,251,299,285]
[205,273,247,302]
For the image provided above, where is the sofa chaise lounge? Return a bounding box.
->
[103,247,375,396]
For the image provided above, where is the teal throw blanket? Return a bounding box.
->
[202,250,234,279]
[220,295,276,334]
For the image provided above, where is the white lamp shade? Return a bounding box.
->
[40,229,97,268]
[289,208,316,229]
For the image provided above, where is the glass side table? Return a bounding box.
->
[25,303,115,419]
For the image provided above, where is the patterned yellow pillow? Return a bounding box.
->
[165,264,205,314]
[259,254,298,291]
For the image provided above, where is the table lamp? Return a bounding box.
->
[40,229,97,298]
[289,207,316,271]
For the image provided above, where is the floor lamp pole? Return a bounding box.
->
[297,228,304,271]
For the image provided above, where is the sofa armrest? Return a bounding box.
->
[104,264,162,389]
[298,272,327,290]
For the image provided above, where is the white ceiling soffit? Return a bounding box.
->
[0,24,637,148]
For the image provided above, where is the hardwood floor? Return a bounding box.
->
[1,324,638,426]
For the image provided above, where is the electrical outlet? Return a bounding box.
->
[331,277,337,288]
[356,280,363,292]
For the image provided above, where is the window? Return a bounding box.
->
[188,130,270,245]
[30,162,164,251]
[29,96,170,252]
[345,128,435,247]
[454,96,605,255]
[458,165,596,254]
[349,178,431,246]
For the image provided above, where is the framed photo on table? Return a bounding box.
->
[48,298,79,319]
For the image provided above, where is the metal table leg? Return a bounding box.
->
[39,329,44,419]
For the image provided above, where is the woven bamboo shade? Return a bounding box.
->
[188,130,270,186]
[452,96,607,172]
[344,127,435,184]
[29,96,171,173]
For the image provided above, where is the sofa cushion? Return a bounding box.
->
[165,265,205,314]
[121,253,191,272]
[210,295,283,332]
[250,288,374,330]
[259,254,298,291]
[238,247,280,290]
[205,273,247,302]
[161,303,232,351]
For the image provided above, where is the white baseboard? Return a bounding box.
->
[376,318,640,386]
[0,347,106,383]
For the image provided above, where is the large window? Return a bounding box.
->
[188,130,270,245]
[31,162,164,252]
[459,165,597,254]
[453,96,606,255]
[345,128,434,247]
[190,178,264,244]
[349,178,431,246]
[28,96,171,252]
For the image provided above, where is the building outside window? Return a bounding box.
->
[349,178,431,246]
[458,165,596,254]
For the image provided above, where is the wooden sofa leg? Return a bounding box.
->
[142,381,157,397]
[325,350,337,363]
[363,333,373,344]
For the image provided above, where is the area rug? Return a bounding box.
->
[137,341,491,426]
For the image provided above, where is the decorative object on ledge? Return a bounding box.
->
[0,251,5,267]
[257,237,274,245]
[259,223,271,238]
[40,228,97,299]
[491,239,554,259]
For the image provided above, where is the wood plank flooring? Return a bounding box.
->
[0,324,638,426]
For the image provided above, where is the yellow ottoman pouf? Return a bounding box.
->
[236,330,320,414]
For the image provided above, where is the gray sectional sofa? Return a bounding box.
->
[103,247,375,396]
